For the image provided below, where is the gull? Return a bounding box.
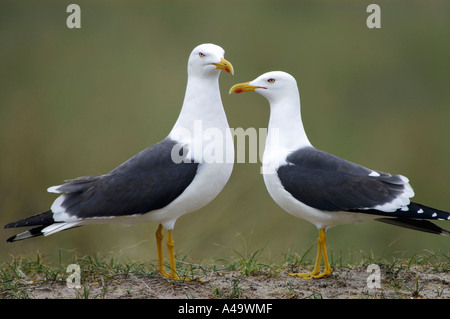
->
[230,71,449,279]
[5,43,235,281]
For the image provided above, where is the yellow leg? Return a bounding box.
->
[289,229,333,279]
[319,229,333,278]
[155,224,172,279]
[166,229,181,280]
[155,225,200,281]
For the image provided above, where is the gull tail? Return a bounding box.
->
[4,210,80,242]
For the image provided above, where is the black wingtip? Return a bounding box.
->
[4,210,54,229]
[4,222,19,229]
[354,202,450,223]
[377,217,450,236]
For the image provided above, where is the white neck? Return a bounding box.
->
[168,73,233,164]
[170,74,227,135]
[263,90,312,168]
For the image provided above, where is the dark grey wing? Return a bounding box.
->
[277,147,409,212]
[54,138,199,219]
[277,147,450,236]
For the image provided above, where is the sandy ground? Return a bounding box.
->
[11,265,449,299]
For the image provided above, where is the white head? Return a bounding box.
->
[229,71,298,104]
[187,43,234,77]
[230,71,311,151]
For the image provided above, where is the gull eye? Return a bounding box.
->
[267,78,276,83]
[199,52,206,58]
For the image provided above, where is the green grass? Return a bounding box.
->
[1,249,448,299]
[0,252,157,299]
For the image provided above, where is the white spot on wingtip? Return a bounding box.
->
[369,171,380,177]
[432,213,437,218]
[417,209,424,214]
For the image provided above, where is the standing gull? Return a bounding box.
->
[230,71,449,279]
[5,43,235,281]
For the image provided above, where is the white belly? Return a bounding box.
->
[145,161,233,229]
[263,171,377,230]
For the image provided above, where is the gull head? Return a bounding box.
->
[188,43,234,77]
[229,71,298,104]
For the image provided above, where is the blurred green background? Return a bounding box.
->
[1,1,449,266]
